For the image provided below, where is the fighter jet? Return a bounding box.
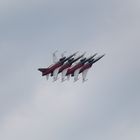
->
[79,54,105,82]
[38,51,78,81]
[58,52,86,82]
[66,53,97,81]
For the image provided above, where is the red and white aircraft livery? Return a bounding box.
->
[38,51,78,81]
[79,54,105,82]
[59,52,86,82]
[38,51,105,82]
[66,53,97,82]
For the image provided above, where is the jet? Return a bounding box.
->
[58,52,86,82]
[66,53,97,81]
[38,51,78,81]
[79,54,105,82]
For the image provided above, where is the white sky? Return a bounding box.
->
[0,0,140,140]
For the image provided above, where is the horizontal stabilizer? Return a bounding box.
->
[38,68,48,76]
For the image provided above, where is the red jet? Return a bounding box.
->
[58,52,86,81]
[38,51,78,81]
[66,53,97,81]
[79,54,105,82]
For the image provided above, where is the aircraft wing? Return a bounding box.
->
[46,74,49,80]
[53,51,58,63]
[82,69,89,82]
[67,74,70,81]
[74,68,81,82]
[53,67,60,81]
[61,68,68,82]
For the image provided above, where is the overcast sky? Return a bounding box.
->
[0,0,140,140]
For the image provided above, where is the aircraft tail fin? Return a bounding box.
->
[38,68,48,76]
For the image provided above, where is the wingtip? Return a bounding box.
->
[82,79,88,83]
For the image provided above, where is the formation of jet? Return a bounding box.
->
[38,51,105,82]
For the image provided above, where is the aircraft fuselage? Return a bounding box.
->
[67,63,84,75]
[59,63,71,73]
[43,62,63,75]
[80,63,92,73]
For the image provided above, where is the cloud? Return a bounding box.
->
[0,0,140,140]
